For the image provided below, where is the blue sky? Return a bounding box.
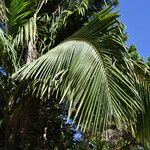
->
[118,0,150,59]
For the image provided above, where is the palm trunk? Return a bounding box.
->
[20,96,40,149]
[5,102,19,149]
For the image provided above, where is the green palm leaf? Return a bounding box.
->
[0,29,18,72]
[8,0,33,33]
[0,0,8,22]
[133,61,150,142]
[13,7,142,134]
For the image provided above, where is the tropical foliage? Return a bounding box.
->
[0,0,150,149]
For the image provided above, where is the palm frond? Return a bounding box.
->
[49,0,90,46]
[0,0,8,22]
[13,16,37,46]
[0,29,18,72]
[132,60,150,142]
[12,1,47,64]
[13,7,142,134]
[8,0,33,33]
[72,0,89,16]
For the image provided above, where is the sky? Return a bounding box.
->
[118,0,150,59]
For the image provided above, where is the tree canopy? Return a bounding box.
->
[0,0,150,149]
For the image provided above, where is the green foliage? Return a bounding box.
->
[14,7,142,136]
[129,44,143,61]
[0,0,8,22]
[0,29,18,72]
[131,60,150,143]
[38,0,119,52]
[1,0,150,149]
[7,0,35,35]
[147,56,150,62]
[146,56,150,67]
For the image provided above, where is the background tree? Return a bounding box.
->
[0,0,150,149]
[146,56,150,67]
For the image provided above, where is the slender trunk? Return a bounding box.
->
[5,105,19,149]
[20,96,40,149]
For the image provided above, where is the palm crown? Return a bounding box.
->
[0,0,150,148]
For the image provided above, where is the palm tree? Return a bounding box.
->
[1,0,150,149]
[1,0,121,149]
[15,6,141,133]
[128,45,150,144]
